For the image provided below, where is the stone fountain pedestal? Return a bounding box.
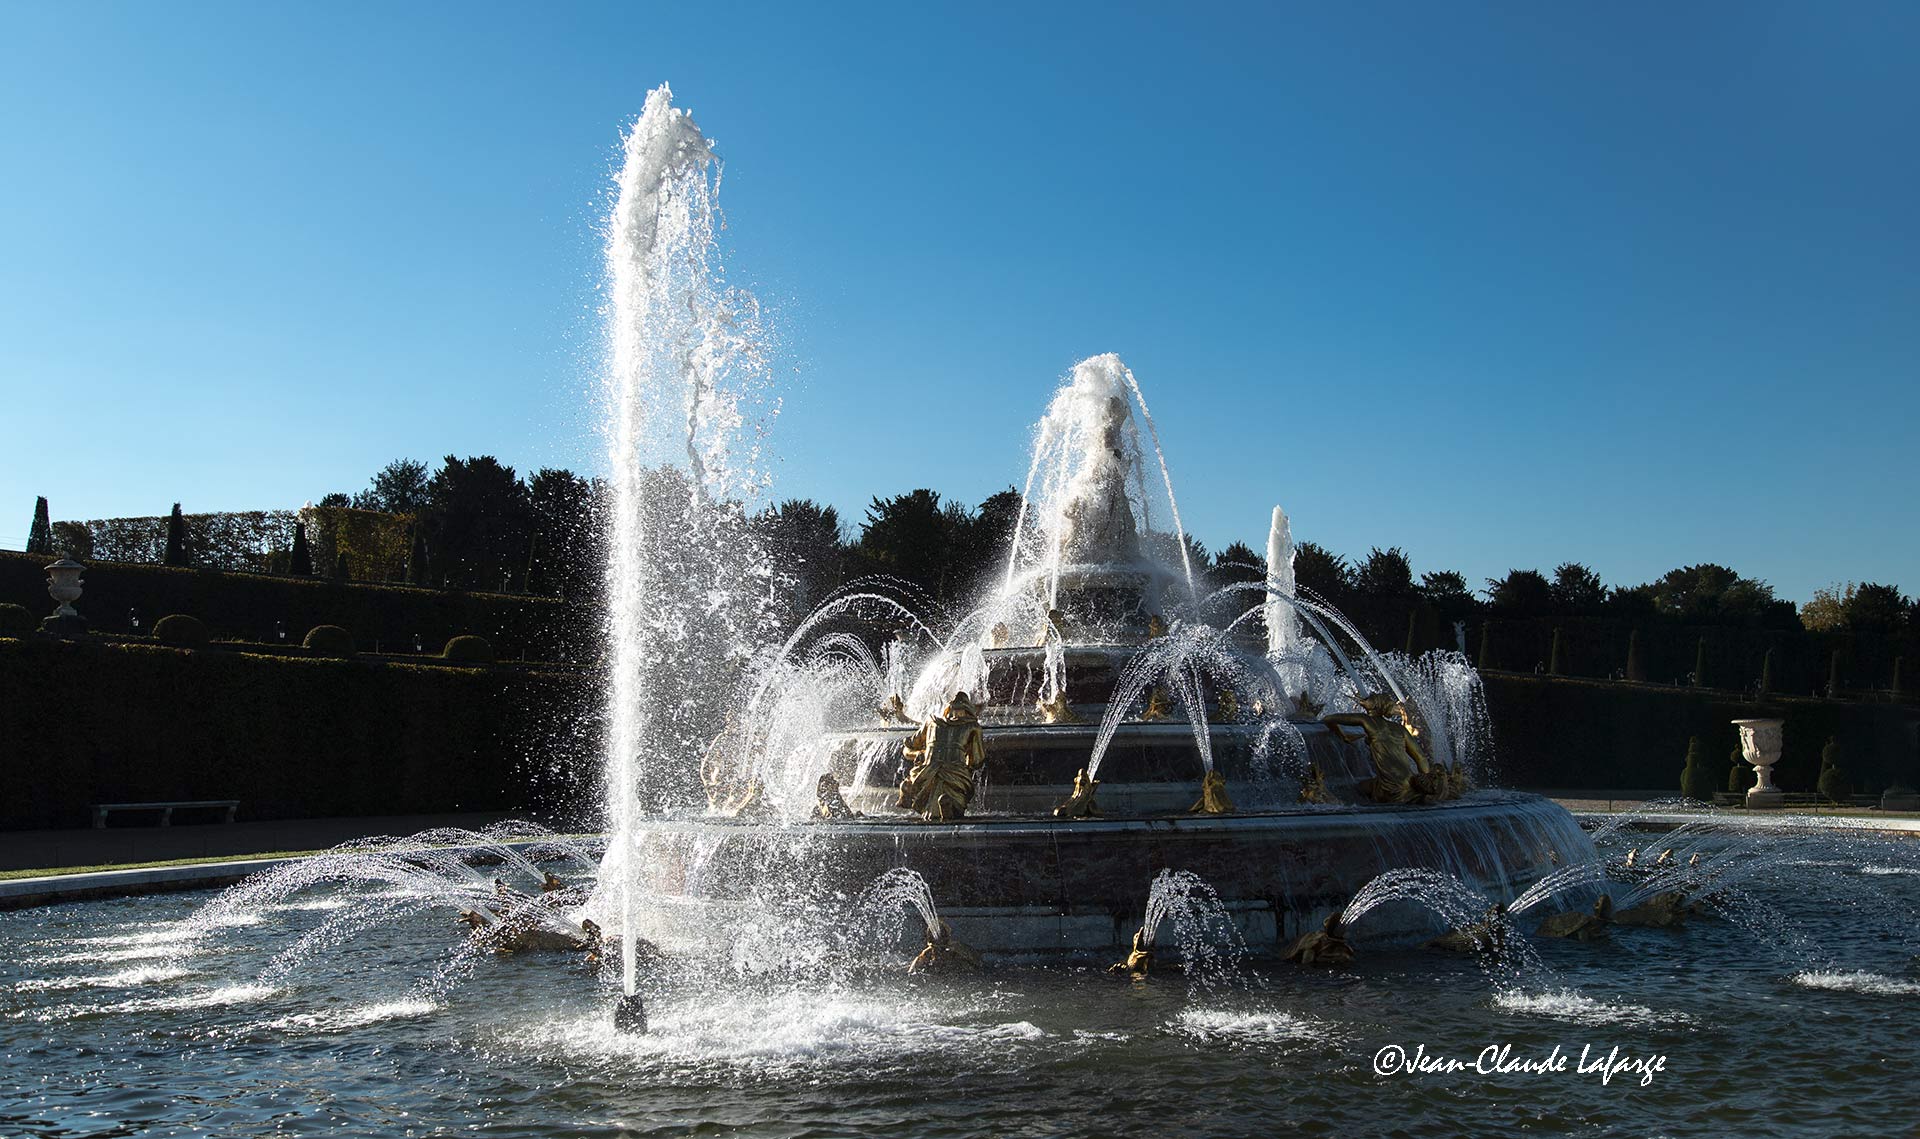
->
[1733,718,1786,809]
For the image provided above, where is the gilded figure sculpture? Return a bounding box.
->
[878,693,910,724]
[1536,895,1613,940]
[896,692,988,821]
[1322,692,1435,805]
[1215,689,1239,721]
[815,772,858,819]
[1284,913,1355,966]
[1297,762,1334,804]
[988,621,1010,649]
[1053,767,1100,818]
[1036,690,1082,724]
[1189,770,1234,815]
[907,918,982,974]
[1146,614,1168,639]
[1425,903,1509,955]
[1140,686,1173,722]
[1108,927,1154,978]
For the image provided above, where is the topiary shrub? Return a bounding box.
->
[441,634,495,664]
[153,613,210,647]
[1817,736,1852,804]
[0,603,33,638]
[1679,736,1713,801]
[302,624,355,656]
[1727,746,1749,793]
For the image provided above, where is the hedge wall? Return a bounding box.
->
[0,551,592,663]
[1481,672,1920,794]
[0,637,602,831]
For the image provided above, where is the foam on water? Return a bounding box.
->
[1170,1006,1328,1045]
[256,998,440,1033]
[14,965,194,992]
[1792,970,1920,996]
[1493,988,1694,1030]
[13,983,280,1023]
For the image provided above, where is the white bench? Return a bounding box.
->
[91,800,240,828]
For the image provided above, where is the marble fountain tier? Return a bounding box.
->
[626,550,1589,955]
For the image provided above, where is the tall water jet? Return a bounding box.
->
[600,84,778,1007]
[1264,506,1299,657]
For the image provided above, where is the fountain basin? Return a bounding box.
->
[627,792,1588,953]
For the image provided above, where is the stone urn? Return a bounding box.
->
[45,557,85,616]
[1732,718,1785,808]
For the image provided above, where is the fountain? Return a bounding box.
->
[579,89,1593,969]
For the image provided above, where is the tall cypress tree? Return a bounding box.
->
[1692,636,1709,688]
[1549,627,1565,676]
[162,503,188,566]
[26,497,52,555]
[1759,647,1775,695]
[1625,628,1645,683]
[290,522,313,576]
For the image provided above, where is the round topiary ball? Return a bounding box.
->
[302,624,355,656]
[441,634,495,664]
[0,602,32,638]
[153,613,210,648]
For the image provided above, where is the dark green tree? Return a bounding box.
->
[1550,562,1607,614]
[527,468,598,600]
[1843,583,1910,634]
[1759,647,1775,694]
[858,489,955,599]
[353,458,432,515]
[290,522,314,576]
[1293,542,1350,603]
[1549,627,1565,676]
[756,498,847,614]
[1817,737,1852,804]
[1355,547,1415,600]
[428,456,531,590]
[1485,569,1553,616]
[1625,628,1646,682]
[1828,649,1844,698]
[26,497,52,555]
[1476,623,1494,670]
[1679,736,1713,801]
[405,523,429,586]
[1693,636,1709,688]
[163,503,188,567]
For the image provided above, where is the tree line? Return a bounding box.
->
[27,459,1920,642]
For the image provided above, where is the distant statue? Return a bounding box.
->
[1612,891,1689,928]
[988,621,1010,649]
[540,871,566,893]
[908,917,982,974]
[1108,927,1154,978]
[1053,768,1101,818]
[878,693,911,724]
[896,692,987,821]
[1297,763,1334,805]
[1140,686,1174,722]
[1322,692,1436,805]
[1426,903,1509,955]
[1284,913,1355,967]
[701,718,767,816]
[1215,689,1239,721]
[1189,770,1234,815]
[1146,614,1168,640]
[815,772,859,819]
[1536,895,1613,940]
[1036,690,1082,724]
[1293,691,1323,719]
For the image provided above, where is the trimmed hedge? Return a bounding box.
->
[0,550,590,663]
[302,624,355,656]
[0,637,599,830]
[153,613,209,647]
[442,635,494,663]
[1481,672,1920,794]
[0,603,31,638]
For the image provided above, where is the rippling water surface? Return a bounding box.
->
[3,832,1918,1138]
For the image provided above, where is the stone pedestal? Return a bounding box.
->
[1732,718,1786,808]
[41,557,88,636]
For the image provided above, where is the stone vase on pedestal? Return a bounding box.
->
[1732,718,1785,809]
[41,557,88,636]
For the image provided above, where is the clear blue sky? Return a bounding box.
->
[2,1,1914,604]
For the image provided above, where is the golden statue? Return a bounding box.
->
[878,693,910,724]
[1297,762,1334,804]
[896,692,987,821]
[815,772,859,819]
[1107,927,1154,978]
[1215,689,1239,721]
[1146,614,1168,639]
[1140,686,1173,722]
[1613,891,1689,928]
[1623,847,1638,869]
[1322,692,1434,805]
[1189,770,1234,815]
[1036,690,1082,724]
[907,918,982,974]
[1425,903,1510,955]
[1053,768,1100,818]
[1283,913,1355,967]
[1536,895,1613,940]
[988,621,1010,649]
